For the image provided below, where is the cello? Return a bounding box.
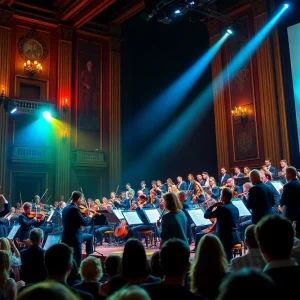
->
[114,220,128,238]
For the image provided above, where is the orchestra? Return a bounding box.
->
[0,159,298,260]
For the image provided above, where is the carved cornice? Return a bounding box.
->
[109,37,121,53]
[58,25,73,42]
[0,9,13,28]
[250,0,267,16]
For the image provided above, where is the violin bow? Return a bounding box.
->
[115,185,119,196]
[40,189,48,202]
[20,191,23,207]
[45,195,52,204]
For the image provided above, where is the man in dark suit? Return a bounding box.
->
[233,166,244,178]
[262,158,276,177]
[20,228,46,283]
[262,173,281,214]
[256,214,300,299]
[245,169,275,224]
[62,191,93,267]
[177,176,188,191]
[280,166,300,238]
[204,188,240,260]
[219,167,230,186]
[140,181,149,196]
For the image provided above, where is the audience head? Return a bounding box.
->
[0,250,10,281]
[217,269,276,300]
[163,192,182,213]
[17,281,80,300]
[249,169,261,185]
[244,166,250,175]
[150,251,164,279]
[191,234,227,294]
[107,285,151,300]
[242,182,252,194]
[122,239,149,279]
[45,243,73,280]
[226,178,234,187]
[280,159,287,168]
[244,225,258,249]
[79,256,103,283]
[105,254,122,278]
[66,259,79,286]
[255,215,294,262]
[221,188,232,204]
[29,228,44,245]
[160,238,190,278]
[286,166,297,181]
[0,237,10,252]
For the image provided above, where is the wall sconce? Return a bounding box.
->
[24,60,42,77]
[62,98,69,114]
[231,106,248,127]
[0,86,5,103]
[61,129,69,142]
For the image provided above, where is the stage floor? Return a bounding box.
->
[88,241,196,262]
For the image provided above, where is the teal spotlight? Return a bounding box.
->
[227,28,234,35]
[10,107,17,114]
[284,3,289,9]
[43,111,51,121]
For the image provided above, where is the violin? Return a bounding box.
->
[79,205,101,217]
[26,210,46,222]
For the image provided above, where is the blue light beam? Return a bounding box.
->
[128,32,230,140]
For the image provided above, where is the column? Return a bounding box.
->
[208,20,230,171]
[253,5,282,164]
[55,25,73,200]
[0,10,13,195]
[109,37,121,191]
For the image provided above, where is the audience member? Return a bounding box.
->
[107,285,150,300]
[99,254,121,297]
[66,260,81,287]
[230,225,265,271]
[217,269,276,300]
[190,234,227,299]
[256,214,300,299]
[141,238,203,299]
[74,256,103,299]
[17,281,80,300]
[0,238,21,268]
[20,228,46,284]
[149,251,164,279]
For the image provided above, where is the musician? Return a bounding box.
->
[192,183,205,205]
[157,180,167,194]
[202,189,217,210]
[176,176,187,191]
[201,172,210,187]
[128,195,155,239]
[244,166,251,178]
[125,191,135,209]
[261,173,281,214]
[204,188,240,260]
[149,190,160,208]
[125,183,135,198]
[196,174,203,185]
[278,159,288,184]
[0,194,10,238]
[263,158,276,177]
[61,191,93,266]
[225,178,242,196]
[166,178,174,189]
[117,192,130,210]
[53,201,66,217]
[109,192,119,207]
[141,181,149,196]
[208,177,220,200]
[219,167,230,186]
[18,202,47,242]
[245,169,275,224]
[151,181,162,197]
[32,195,43,210]
[95,204,113,245]
[233,166,244,178]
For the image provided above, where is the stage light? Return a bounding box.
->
[284,3,289,9]
[190,1,195,5]
[227,28,234,35]
[174,9,181,14]
[10,107,17,114]
[43,111,51,121]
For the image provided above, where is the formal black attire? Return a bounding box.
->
[62,203,93,267]
[219,174,230,186]
[18,213,47,241]
[265,180,281,214]
[204,202,240,260]
[20,245,46,284]
[178,181,188,191]
[141,187,149,195]
[280,178,300,238]
[74,282,103,300]
[245,181,275,224]
[0,203,10,238]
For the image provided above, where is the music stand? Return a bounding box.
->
[43,233,62,250]
[7,225,21,240]
[122,210,143,225]
[144,208,162,224]
[186,209,212,227]
[112,209,124,220]
[92,214,107,256]
[232,200,251,217]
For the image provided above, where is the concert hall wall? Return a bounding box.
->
[0,10,121,204]
[209,0,291,174]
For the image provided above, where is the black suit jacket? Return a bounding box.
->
[0,203,10,238]
[280,178,300,222]
[20,245,46,284]
[246,181,275,224]
[18,213,46,241]
[204,202,240,247]
[141,187,149,195]
[62,203,92,246]
[219,174,230,186]
[265,181,281,212]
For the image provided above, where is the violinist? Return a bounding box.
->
[150,181,162,197]
[95,203,113,245]
[140,181,149,196]
[128,194,155,239]
[0,194,10,238]
[157,180,167,194]
[225,178,242,197]
[208,177,221,200]
[149,190,160,208]
[61,191,93,267]
[108,192,118,207]
[192,183,205,205]
[32,195,43,210]
[18,202,47,242]
[177,176,188,191]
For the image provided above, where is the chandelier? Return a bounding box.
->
[231,106,248,126]
[24,60,42,77]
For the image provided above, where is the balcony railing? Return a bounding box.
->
[11,146,54,163]
[72,151,107,167]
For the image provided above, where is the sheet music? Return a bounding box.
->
[43,234,61,250]
[144,209,161,223]
[232,200,251,217]
[113,209,124,220]
[7,225,21,240]
[270,181,283,194]
[47,210,55,222]
[122,211,143,225]
[187,209,212,226]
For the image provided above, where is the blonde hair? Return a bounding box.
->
[94,199,101,207]
[190,234,228,296]
[171,185,179,195]
[23,202,32,210]
[164,192,182,213]
[209,177,216,186]
[0,238,10,252]
[107,285,151,300]
[244,166,251,176]
[0,250,11,285]
[79,256,103,283]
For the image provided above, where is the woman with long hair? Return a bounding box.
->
[190,234,228,299]
[208,177,221,200]
[244,167,251,178]
[0,238,21,269]
[156,192,188,246]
